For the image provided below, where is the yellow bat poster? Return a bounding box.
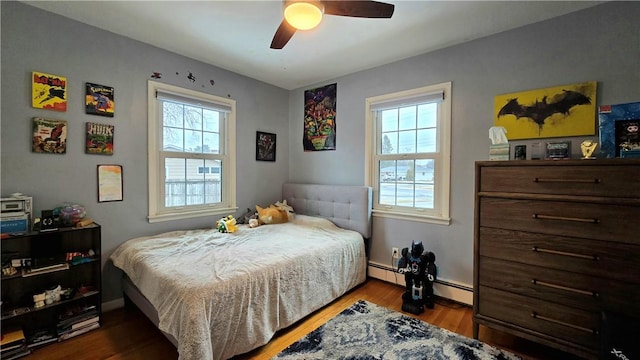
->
[494,81,596,140]
[32,71,67,112]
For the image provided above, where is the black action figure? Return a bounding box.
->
[397,240,437,315]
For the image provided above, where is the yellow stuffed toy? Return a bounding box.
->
[216,215,238,233]
[256,205,288,225]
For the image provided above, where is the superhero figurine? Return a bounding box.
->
[397,240,437,315]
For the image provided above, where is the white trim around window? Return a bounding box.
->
[147,80,237,223]
[365,82,452,225]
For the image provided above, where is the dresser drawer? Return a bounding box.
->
[478,227,640,284]
[478,286,600,349]
[478,257,640,315]
[479,197,640,244]
[479,164,640,198]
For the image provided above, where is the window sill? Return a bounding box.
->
[148,206,238,223]
[372,209,451,225]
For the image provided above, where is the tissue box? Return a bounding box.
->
[489,144,510,161]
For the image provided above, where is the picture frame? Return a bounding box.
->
[545,141,571,160]
[494,81,596,140]
[598,102,640,158]
[85,82,115,117]
[256,131,276,162]
[97,164,123,202]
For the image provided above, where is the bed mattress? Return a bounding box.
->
[110,215,367,360]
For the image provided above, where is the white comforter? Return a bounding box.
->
[110,215,367,360]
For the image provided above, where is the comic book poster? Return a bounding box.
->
[85,82,115,117]
[86,122,114,155]
[32,117,67,154]
[32,71,67,112]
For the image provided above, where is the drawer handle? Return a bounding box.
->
[531,246,600,261]
[531,312,598,334]
[531,279,599,297]
[534,177,601,184]
[532,214,599,224]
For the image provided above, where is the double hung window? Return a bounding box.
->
[365,82,451,224]
[147,81,236,222]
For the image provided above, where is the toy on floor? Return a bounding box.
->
[397,240,437,315]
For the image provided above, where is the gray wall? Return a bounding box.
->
[2,1,639,303]
[1,1,290,301]
[288,1,640,287]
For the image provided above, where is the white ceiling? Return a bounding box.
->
[22,1,602,90]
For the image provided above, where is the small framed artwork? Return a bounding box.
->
[32,117,67,154]
[32,71,67,112]
[86,122,114,155]
[97,164,123,202]
[545,141,571,160]
[85,82,115,117]
[256,131,276,162]
[599,102,640,158]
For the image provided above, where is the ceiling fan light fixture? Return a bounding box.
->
[284,0,324,31]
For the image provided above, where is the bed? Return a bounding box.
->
[110,183,372,360]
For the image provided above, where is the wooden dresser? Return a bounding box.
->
[473,159,640,359]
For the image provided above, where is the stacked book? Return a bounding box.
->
[25,329,57,349]
[56,304,100,341]
[0,329,31,360]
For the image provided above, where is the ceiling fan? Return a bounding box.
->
[270,0,395,49]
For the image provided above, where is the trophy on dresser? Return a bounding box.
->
[580,140,597,159]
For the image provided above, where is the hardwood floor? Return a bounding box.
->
[26,278,582,359]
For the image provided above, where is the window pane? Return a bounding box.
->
[163,102,183,127]
[418,103,437,128]
[398,106,416,130]
[415,159,434,209]
[381,133,397,154]
[381,109,398,132]
[203,132,220,154]
[186,159,205,205]
[184,130,202,153]
[163,127,184,151]
[165,158,186,207]
[204,159,222,204]
[184,106,202,130]
[204,110,219,132]
[417,128,437,153]
[398,130,416,154]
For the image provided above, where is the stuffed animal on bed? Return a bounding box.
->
[216,215,238,233]
[274,200,295,221]
[256,204,288,225]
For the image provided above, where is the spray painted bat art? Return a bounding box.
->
[494,81,597,140]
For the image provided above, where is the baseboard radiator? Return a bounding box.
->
[368,261,473,306]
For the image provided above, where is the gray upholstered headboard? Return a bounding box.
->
[282,183,373,239]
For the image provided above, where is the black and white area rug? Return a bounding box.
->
[273,300,521,360]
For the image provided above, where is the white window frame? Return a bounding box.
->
[365,82,451,225]
[147,80,237,223]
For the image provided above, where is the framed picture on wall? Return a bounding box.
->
[97,164,123,202]
[256,131,276,162]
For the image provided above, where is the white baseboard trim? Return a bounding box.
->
[368,261,473,306]
[102,297,125,312]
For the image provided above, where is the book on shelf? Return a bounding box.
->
[58,322,100,341]
[1,329,30,360]
[57,315,99,335]
[0,346,31,360]
[26,329,57,349]
[0,328,25,351]
[22,263,69,277]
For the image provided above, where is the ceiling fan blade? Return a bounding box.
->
[324,0,395,18]
[270,20,297,49]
